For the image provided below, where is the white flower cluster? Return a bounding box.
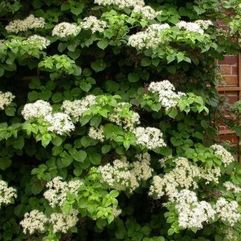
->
[62,95,96,121]
[20,209,78,234]
[94,0,145,9]
[211,144,235,167]
[195,20,213,29]
[44,177,82,208]
[149,157,221,200]
[81,16,107,33]
[148,80,185,110]
[224,181,241,193]
[99,153,153,192]
[88,126,105,142]
[5,15,45,33]
[109,102,140,130]
[22,100,52,120]
[0,180,17,208]
[173,189,215,230]
[50,211,78,233]
[22,100,75,135]
[27,35,50,50]
[0,91,15,110]
[20,210,48,234]
[52,22,81,38]
[132,6,161,20]
[215,197,240,226]
[176,21,205,34]
[44,112,75,135]
[134,127,166,150]
[128,23,170,50]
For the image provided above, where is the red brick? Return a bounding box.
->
[218,55,238,65]
[219,134,238,144]
[219,65,232,75]
[232,66,238,75]
[223,75,238,85]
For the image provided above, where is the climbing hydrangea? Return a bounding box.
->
[215,198,240,226]
[52,22,80,38]
[50,211,79,233]
[149,157,221,200]
[147,80,185,111]
[134,127,166,150]
[99,153,153,192]
[88,126,105,142]
[0,91,15,110]
[211,144,235,167]
[43,177,82,208]
[5,15,45,33]
[0,180,17,208]
[20,210,48,234]
[94,0,145,9]
[81,16,107,33]
[172,189,216,230]
[61,95,97,121]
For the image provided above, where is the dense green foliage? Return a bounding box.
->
[0,0,241,241]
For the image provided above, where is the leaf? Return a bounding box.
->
[128,72,140,83]
[41,134,52,147]
[88,149,101,165]
[70,149,87,163]
[101,145,111,154]
[0,157,11,170]
[52,136,63,146]
[91,60,107,72]
[97,39,109,50]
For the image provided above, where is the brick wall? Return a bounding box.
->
[218,55,240,144]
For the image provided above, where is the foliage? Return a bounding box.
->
[0,0,240,241]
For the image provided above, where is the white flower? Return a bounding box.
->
[43,177,82,208]
[128,24,170,50]
[52,22,80,38]
[0,91,15,110]
[134,127,166,150]
[0,180,17,208]
[108,102,140,130]
[21,100,53,120]
[211,144,235,166]
[173,190,215,230]
[61,95,96,121]
[99,153,153,192]
[81,16,107,33]
[88,126,105,142]
[148,80,185,110]
[44,112,75,135]
[224,181,241,193]
[195,20,213,29]
[20,210,48,234]
[176,21,204,34]
[27,35,50,49]
[94,0,145,9]
[149,157,221,200]
[50,211,78,233]
[5,14,45,33]
[215,197,240,226]
[132,6,161,20]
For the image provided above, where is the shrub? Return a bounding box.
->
[0,0,240,241]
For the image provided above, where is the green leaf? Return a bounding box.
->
[71,149,87,162]
[0,157,11,170]
[101,145,111,154]
[128,72,140,83]
[91,60,107,72]
[88,149,101,165]
[41,134,52,147]
[97,39,109,50]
